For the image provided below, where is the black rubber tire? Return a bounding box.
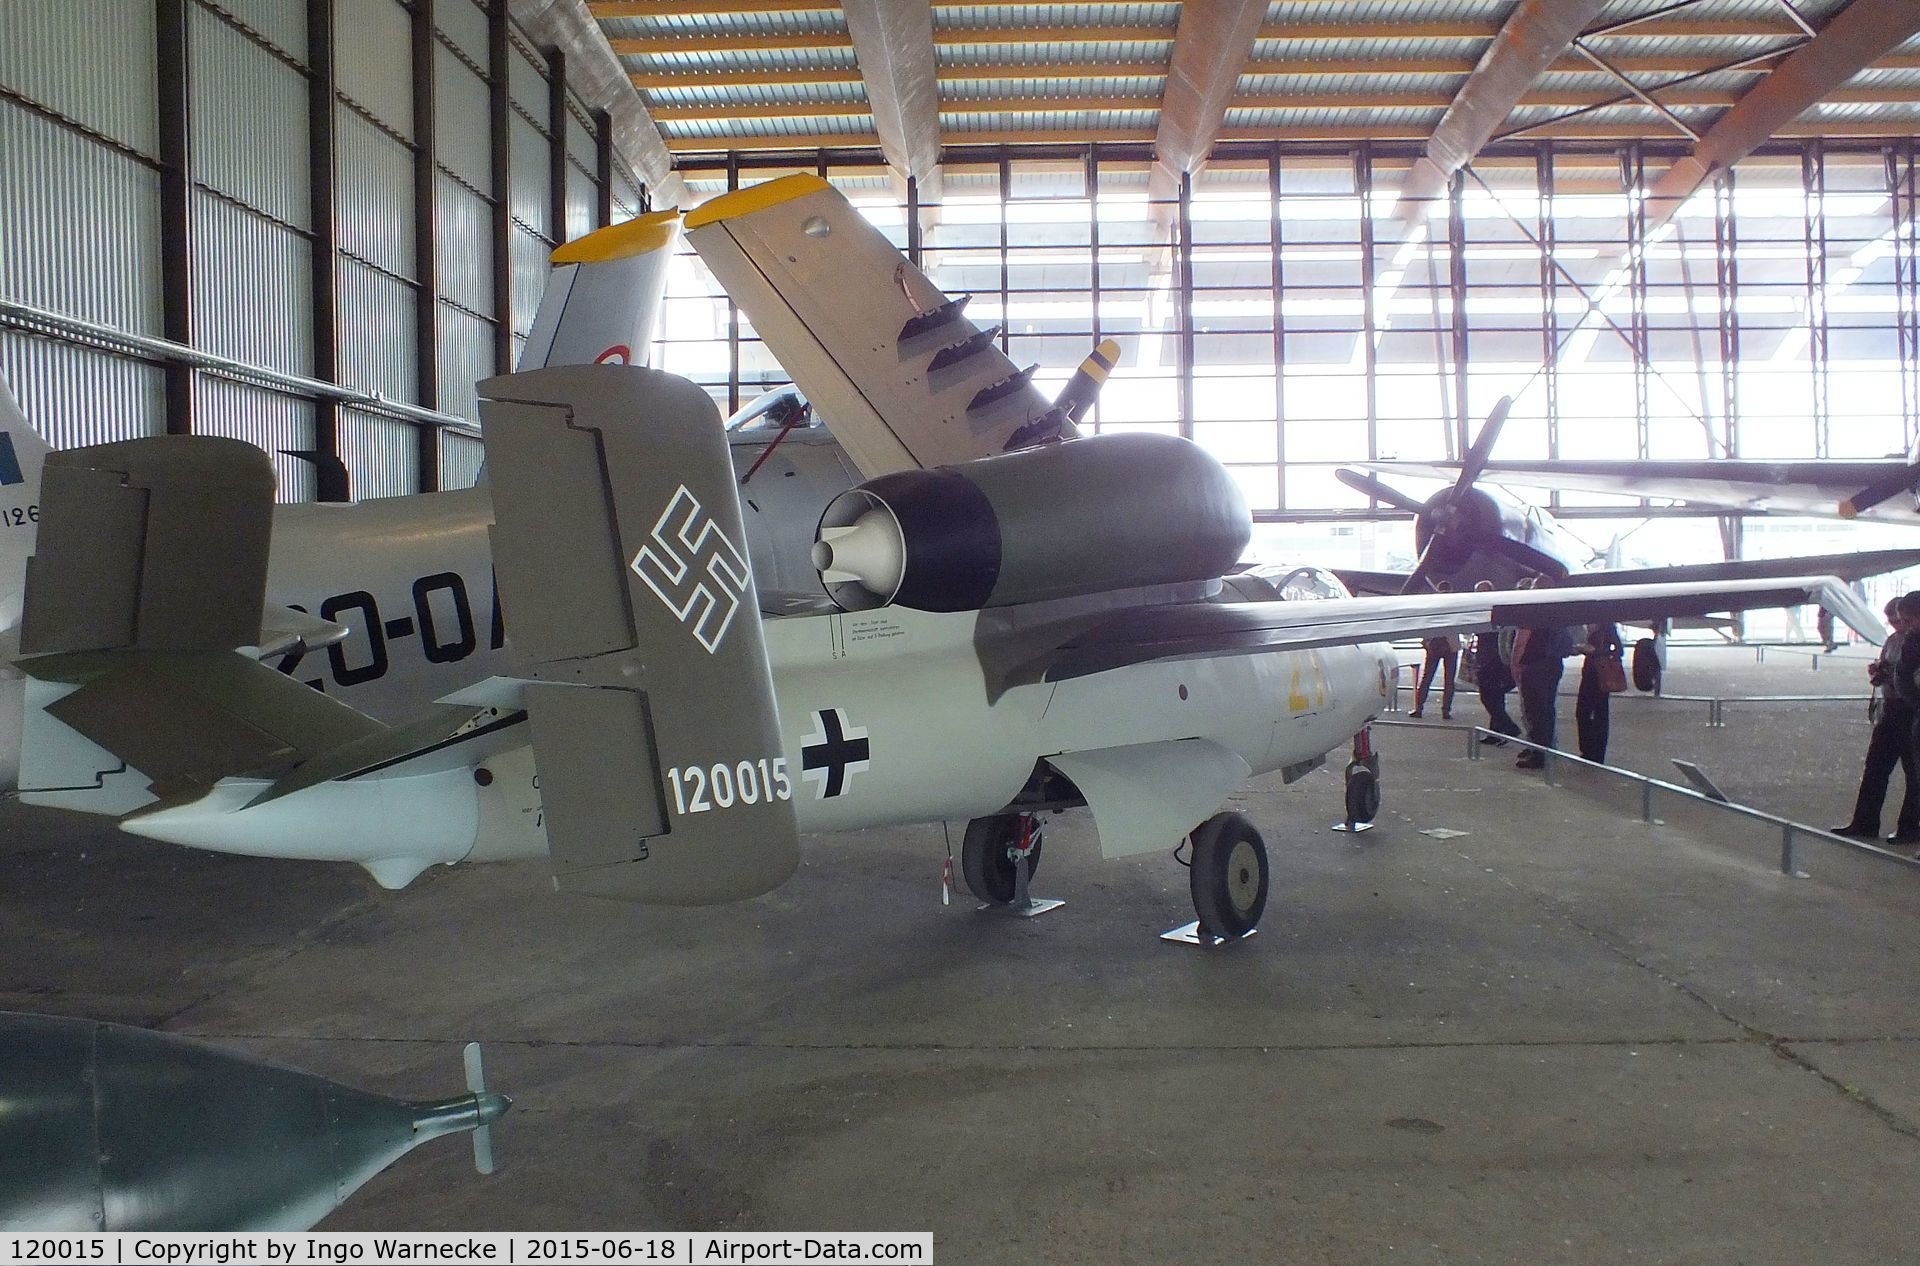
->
[1345,765,1381,825]
[960,815,1044,904]
[1631,637,1662,692]
[1188,811,1269,940]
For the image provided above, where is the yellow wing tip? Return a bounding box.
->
[684,173,832,229]
[550,210,681,265]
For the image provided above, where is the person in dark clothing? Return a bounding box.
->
[1410,630,1459,719]
[1472,580,1520,745]
[1513,576,1576,771]
[1575,622,1624,763]
[1836,595,1920,844]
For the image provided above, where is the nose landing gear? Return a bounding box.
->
[1333,726,1381,834]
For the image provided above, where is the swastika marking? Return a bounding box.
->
[630,484,752,654]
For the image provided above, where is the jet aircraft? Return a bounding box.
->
[0,179,1887,940]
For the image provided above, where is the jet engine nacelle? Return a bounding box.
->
[812,431,1251,612]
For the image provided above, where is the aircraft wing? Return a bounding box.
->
[1339,547,1920,598]
[1355,458,1919,523]
[997,575,1882,689]
[684,174,1067,477]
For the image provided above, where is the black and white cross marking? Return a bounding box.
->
[800,708,870,799]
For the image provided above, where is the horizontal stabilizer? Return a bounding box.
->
[480,365,798,905]
[21,438,275,656]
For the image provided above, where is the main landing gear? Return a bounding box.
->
[961,813,1063,918]
[1162,811,1271,945]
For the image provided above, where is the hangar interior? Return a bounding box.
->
[7,0,1920,1257]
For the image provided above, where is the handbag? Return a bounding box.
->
[1595,654,1628,694]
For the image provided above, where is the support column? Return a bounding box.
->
[307,0,341,492]
[1446,173,1470,455]
[156,0,193,436]
[1357,144,1379,463]
[1802,142,1830,458]
[488,0,513,371]
[547,47,568,248]
[412,0,440,493]
[1177,170,1195,442]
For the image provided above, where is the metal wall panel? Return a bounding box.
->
[566,165,595,243]
[0,0,160,156]
[338,108,417,278]
[213,0,307,60]
[435,173,494,312]
[507,37,547,117]
[509,225,551,338]
[437,303,495,420]
[0,101,163,333]
[192,191,314,375]
[193,375,318,503]
[340,405,420,499]
[612,168,641,220]
[438,429,485,489]
[191,5,310,228]
[337,256,419,400]
[435,43,492,190]
[566,111,593,172]
[336,0,414,138]
[438,0,489,68]
[509,113,552,237]
[0,332,163,449]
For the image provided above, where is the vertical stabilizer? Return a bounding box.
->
[0,373,51,633]
[518,210,680,371]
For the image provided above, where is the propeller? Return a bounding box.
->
[1839,460,1920,519]
[1053,338,1120,424]
[1335,467,1427,516]
[1451,394,1512,494]
[463,1041,505,1175]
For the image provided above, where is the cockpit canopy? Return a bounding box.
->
[725,384,816,432]
[1223,564,1352,603]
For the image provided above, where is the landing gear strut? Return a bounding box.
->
[1163,811,1269,946]
[962,813,1062,918]
[1333,726,1381,833]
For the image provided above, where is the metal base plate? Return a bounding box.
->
[1160,920,1258,946]
[977,897,1065,919]
[1330,820,1376,834]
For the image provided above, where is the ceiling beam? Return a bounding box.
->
[1255,15,1811,40]
[1646,0,1920,229]
[1150,0,1269,201]
[842,0,944,198]
[589,0,835,14]
[1398,0,1611,224]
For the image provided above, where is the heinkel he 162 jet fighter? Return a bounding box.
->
[0,179,1885,941]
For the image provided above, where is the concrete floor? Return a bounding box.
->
[4,644,1919,1262]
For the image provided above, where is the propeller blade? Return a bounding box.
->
[1399,539,1444,595]
[1053,338,1121,423]
[1454,395,1513,494]
[1335,467,1426,516]
[1840,461,1920,519]
[464,1041,495,1176]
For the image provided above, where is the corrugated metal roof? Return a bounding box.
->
[941,107,1159,133]
[645,83,869,110]
[940,75,1165,101]
[933,4,1181,32]
[582,0,1920,157]
[598,11,850,40]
